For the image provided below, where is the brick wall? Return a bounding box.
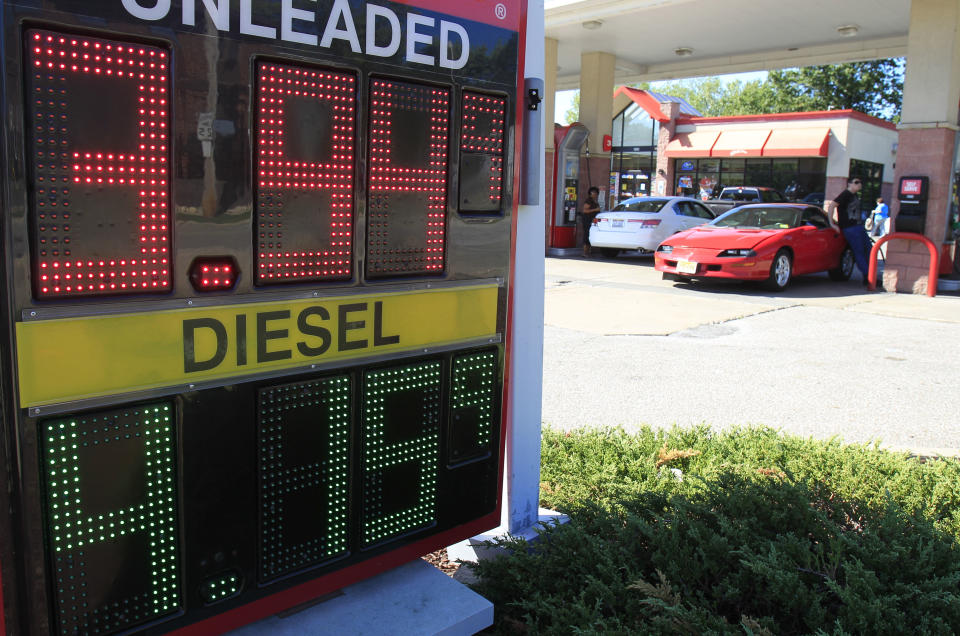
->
[656,102,680,196]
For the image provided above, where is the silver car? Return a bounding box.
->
[589,197,716,257]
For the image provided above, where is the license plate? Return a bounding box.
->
[677,259,698,274]
[612,220,624,228]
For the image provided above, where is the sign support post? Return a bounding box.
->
[449,0,568,565]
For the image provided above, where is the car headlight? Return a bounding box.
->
[657,244,673,253]
[717,249,756,257]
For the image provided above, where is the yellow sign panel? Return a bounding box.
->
[17,285,499,407]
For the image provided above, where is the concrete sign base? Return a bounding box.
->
[447,508,570,564]
[227,560,492,636]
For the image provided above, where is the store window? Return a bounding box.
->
[610,103,659,203]
[673,157,826,200]
[720,159,745,187]
[849,158,884,216]
[621,103,656,147]
[745,159,770,186]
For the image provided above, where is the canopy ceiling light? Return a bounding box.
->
[836,24,860,37]
[674,47,694,57]
[582,20,603,30]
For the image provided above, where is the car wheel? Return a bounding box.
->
[829,246,854,281]
[764,249,792,291]
[599,248,619,258]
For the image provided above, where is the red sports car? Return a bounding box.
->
[654,203,854,291]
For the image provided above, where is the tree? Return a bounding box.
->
[640,77,765,117]
[569,59,903,126]
[632,58,903,121]
[766,59,904,120]
[563,91,580,124]
[713,79,779,116]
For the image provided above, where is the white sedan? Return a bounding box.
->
[589,197,716,257]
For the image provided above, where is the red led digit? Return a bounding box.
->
[255,62,356,283]
[461,92,506,154]
[25,29,171,298]
[366,79,450,277]
[458,92,506,212]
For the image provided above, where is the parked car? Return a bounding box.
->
[654,203,854,291]
[703,186,787,216]
[802,192,825,206]
[589,196,716,256]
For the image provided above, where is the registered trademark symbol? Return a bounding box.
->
[495,3,507,20]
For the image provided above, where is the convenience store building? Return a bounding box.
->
[610,87,897,208]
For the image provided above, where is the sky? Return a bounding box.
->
[554,70,768,124]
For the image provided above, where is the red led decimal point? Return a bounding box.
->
[189,257,239,292]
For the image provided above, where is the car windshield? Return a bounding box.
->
[711,206,803,229]
[612,200,667,213]
[719,190,757,201]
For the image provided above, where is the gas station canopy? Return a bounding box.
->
[547,0,910,88]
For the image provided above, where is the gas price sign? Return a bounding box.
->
[0,0,524,633]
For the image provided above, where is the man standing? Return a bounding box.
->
[826,176,872,286]
[580,186,601,257]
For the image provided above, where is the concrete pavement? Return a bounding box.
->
[542,254,960,456]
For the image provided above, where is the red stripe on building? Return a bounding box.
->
[614,86,669,122]
[678,109,897,131]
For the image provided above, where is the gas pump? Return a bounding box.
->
[549,123,589,248]
[896,176,929,234]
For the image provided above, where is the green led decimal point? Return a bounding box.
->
[199,572,242,605]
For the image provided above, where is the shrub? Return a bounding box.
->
[470,427,960,634]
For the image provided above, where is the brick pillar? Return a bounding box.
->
[885,129,955,293]
[886,0,960,293]
[656,102,680,196]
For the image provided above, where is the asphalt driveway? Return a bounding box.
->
[542,253,960,455]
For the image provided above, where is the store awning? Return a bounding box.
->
[762,127,831,157]
[664,130,720,158]
[710,129,771,157]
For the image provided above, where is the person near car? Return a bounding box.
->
[826,176,872,285]
[580,186,601,257]
[871,196,890,238]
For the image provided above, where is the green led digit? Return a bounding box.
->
[449,350,498,462]
[39,402,180,635]
[258,376,351,581]
[361,361,442,547]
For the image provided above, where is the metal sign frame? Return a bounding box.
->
[0,1,528,633]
